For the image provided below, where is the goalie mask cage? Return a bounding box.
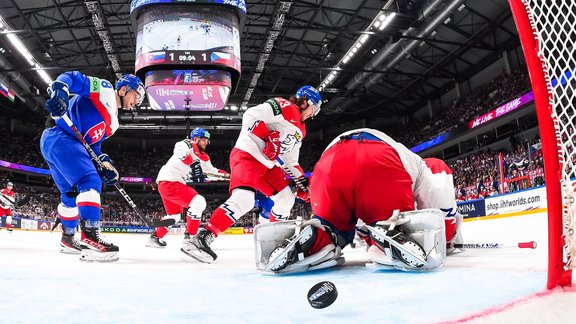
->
[509,0,576,289]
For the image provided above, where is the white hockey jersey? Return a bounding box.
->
[0,188,15,209]
[325,128,457,212]
[156,140,224,184]
[235,97,306,172]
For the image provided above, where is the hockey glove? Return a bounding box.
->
[263,131,281,160]
[96,154,119,186]
[189,161,206,182]
[46,81,69,119]
[295,177,310,203]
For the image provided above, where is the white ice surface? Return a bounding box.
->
[1,212,576,323]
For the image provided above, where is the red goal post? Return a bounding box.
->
[509,0,575,289]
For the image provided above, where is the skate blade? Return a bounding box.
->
[180,247,214,263]
[60,246,81,255]
[145,243,167,249]
[80,250,119,263]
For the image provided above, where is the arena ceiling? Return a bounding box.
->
[0,0,520,134]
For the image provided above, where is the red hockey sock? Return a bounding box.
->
[306,228,332,257]
[186,217,201,235]
[6,223,12,229]
[270,211,278,222]
[205,207,235,237]
[155,226,169,239]
[445,219,457,242]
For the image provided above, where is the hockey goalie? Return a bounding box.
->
[255,128,464,273]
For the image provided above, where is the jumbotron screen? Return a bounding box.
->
[145,70,232,111]
[134,5,241,73]
[130,0,247,15]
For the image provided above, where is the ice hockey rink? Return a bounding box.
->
[1,212,576,324]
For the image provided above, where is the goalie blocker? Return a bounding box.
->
[255,209,448,273]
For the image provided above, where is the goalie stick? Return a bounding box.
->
[59,115,175,228]
[454,241,537,249]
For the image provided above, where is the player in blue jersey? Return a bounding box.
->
[40,71,145,262]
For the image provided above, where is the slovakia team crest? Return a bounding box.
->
[85,122,106,144]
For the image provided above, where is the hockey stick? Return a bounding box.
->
[16,195,30,207]
[203,172,230,181]
[454,241,537,249]
[59,115,174,228]
[276,157,308,192]
[0,193,28,208]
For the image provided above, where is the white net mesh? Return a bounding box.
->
[523,0,576,268]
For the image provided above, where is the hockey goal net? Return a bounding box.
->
[509,0,576,289]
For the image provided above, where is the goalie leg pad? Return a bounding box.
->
[261,219,342,274]
[368,209,446,271]
[367,225,426,268]
[254,220,298,269]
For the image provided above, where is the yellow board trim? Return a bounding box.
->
[463,207,547,222]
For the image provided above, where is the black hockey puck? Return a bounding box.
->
[307,281,337,309]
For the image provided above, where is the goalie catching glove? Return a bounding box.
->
[96,154,119,186]
[255,219,345,274]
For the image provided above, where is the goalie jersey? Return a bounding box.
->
[323,128,457,215]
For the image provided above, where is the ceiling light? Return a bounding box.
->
[6,33,34,65]
[378,12,396,31]
[0,14,52,84]
[458,4,466,11]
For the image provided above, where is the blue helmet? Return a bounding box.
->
[116,74,145,106]
[190,127,211,140]
[295,85,322,116]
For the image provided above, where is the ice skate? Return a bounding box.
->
[181,228,216,263]
[265,224,318,272]
[145,233,167,248]
[60,233,82,254]
[367,225,426,268]
[80,227,119,262]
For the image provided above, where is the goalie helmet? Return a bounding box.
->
[190,127,211,141]
[116,74,145,106]
[6,181,13,188]
[296,85,322,117]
